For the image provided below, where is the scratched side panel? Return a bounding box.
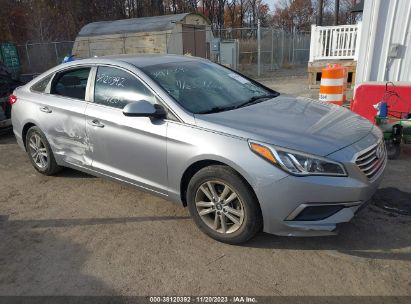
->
[35,93,90,167]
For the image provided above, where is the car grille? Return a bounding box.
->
[355,140,387,180]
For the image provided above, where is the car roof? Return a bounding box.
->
[26,54,209,88]
[93,54,205,68]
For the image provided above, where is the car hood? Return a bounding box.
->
[194,95,374,156]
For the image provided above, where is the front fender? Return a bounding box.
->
[166,122,288,204]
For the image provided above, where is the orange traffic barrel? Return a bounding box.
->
[342,67,348,103]
[319,64,347,106]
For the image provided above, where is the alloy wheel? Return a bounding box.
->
[28,133,48,169]
[194,180,245,234]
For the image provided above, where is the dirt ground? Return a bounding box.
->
[259,74,315,98]
[0,78,410,296]
[259,75,354,101]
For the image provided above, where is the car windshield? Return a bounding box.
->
[141,61,278,114]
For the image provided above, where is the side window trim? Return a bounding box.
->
[86,66,97,103]
[45,74,54,93]
[49,65,93,102]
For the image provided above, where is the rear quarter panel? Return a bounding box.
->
[11,87,44,150]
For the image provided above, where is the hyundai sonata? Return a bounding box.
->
[11,55,386,243]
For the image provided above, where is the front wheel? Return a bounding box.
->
[187,165,262,244]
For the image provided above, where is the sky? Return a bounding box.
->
[264,0,279,11]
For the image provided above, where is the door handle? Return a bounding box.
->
[88,119,104,128]
[39,106,52,113]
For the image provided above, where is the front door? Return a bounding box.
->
[85,66,168,195]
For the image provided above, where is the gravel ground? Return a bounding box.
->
[260,76,315,98]
[0,129,410,296]
[259,74,354,101]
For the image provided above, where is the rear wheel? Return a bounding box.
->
[26,126,61,175]
[187,165,262,244]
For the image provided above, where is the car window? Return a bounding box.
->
[51,67,91,100]
[142,61,274,114]
[94,66,156,109]
[31,74,53,93]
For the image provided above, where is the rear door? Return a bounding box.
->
[85,65,168,194]
[38,66,92,167]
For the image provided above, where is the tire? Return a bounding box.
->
[25,126,61,175]
[386,141,401,160]
[187,165,262,244]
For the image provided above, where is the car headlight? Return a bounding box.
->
[249,141,347,176]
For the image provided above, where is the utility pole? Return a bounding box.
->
[317,0,324,26]
[334,0,340,25]
[257,19,261,77]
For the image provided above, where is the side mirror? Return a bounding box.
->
[123,100,167,119]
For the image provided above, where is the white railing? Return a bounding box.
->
[309,23,362,62]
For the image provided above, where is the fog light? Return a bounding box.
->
[293,205,344,221]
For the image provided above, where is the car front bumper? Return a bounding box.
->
[255,130,386,237]
[257,170,384,236]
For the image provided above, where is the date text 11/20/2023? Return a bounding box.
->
[149,296,257,303]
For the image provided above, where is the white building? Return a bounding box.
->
[309,0,411,86]
[356,0,411,83]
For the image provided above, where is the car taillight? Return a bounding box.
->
[8,94,17,105]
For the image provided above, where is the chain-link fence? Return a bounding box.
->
[16,27,310,79]
[17,41,74,75]
[214,27,310,78]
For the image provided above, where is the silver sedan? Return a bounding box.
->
[11,55,386,243]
